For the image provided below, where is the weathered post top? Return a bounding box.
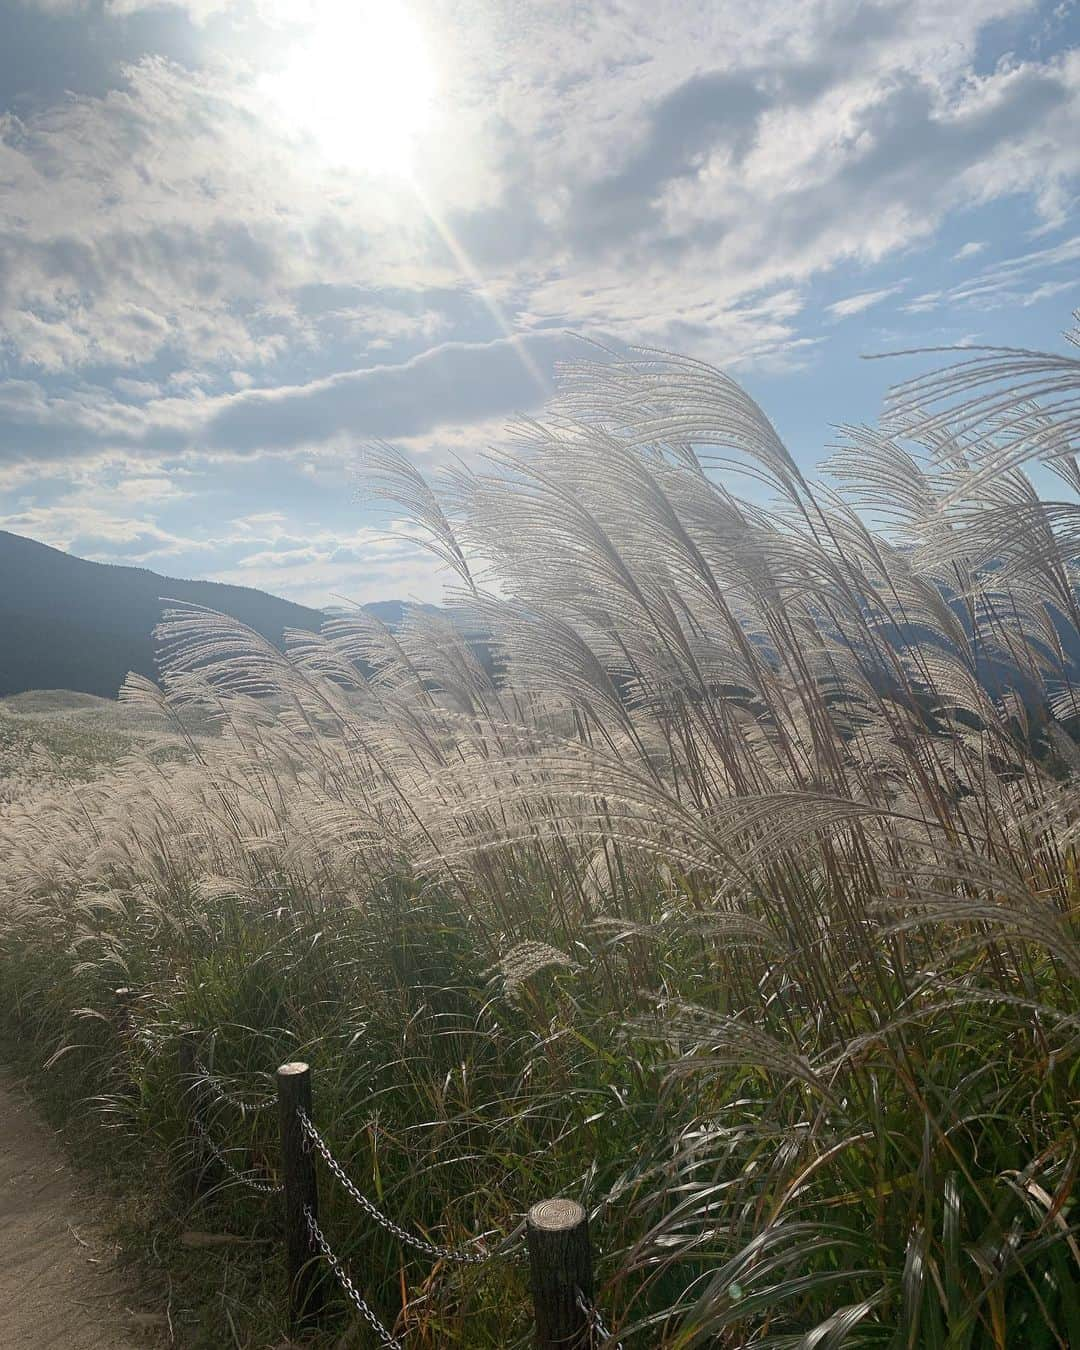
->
[529,1197,587,1232]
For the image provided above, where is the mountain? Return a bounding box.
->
[0,530,327,698]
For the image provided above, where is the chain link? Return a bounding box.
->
[193,1058,277,1114]
[304,1205,403,1350]
[192,1117,284,1196]
[577,1290,624,1348]
[297,1108,523,1265]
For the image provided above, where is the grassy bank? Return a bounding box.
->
[1,336,1078,1347]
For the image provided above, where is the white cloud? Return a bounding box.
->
[114,378,164,400]
[104,0,231,18]
[2,2,1075,401]
[228,511,288,533]
[218,518,446,605]
[827,285,905,319]
[902,290,944,315]
[0,487,443,605]
[903,232,1080,313]
[0,56,454,379]
[2,0,1076,609]
[0,503,195,561]
[17,0,89,11]
[110,473,189,504]
[0,330,591,463]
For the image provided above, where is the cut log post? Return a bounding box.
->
[113,986,134,1038]
[113,987,137,1092]
[178,1031,207,1202]
[277,1060,324,1329]
[527,1197,595,1348]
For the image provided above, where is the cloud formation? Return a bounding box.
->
[199,329,581,452]
[1,0,1078,603]
[828,287,907,320]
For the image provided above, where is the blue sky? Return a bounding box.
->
[0,0,1077,606]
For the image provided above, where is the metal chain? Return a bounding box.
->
[193,1058,277,1114]
[297,1108,524,1265]
[304,1205,403,1350]
[192,1117,284,1196]
[577,1289,624,1349]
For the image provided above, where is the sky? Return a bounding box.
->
[0,0,1078,608]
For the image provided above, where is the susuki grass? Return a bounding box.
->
[0,689,201,809]
[1,324,1078,1347]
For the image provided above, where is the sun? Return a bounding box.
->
[261,2,438,177]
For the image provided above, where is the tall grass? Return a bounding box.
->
[1,324,1078,1346]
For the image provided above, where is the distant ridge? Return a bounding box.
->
[0,530,396,698]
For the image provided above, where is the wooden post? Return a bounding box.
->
[113,987,136,1092]
[178,1031,209,1202]
[527,1198,595,1348]
[277,1061,324,1329]
[113,987,134,1037]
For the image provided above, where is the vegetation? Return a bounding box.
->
[1,692,167,808]
[1,327,1078,1347]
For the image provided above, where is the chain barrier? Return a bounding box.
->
[297,1107,525,1266]
[192,1117,284,1196]
[193,1057,277,1114]
[304,1205,403,1350]
[175,1043,614,1343]
[577,1289,624,1348]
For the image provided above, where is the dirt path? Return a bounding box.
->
[0,1068,157,1349]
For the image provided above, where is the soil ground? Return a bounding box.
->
[0,1067,158,1349]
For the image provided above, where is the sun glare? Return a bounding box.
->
[262,2,437,177]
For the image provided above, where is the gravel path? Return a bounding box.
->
[0,1068,156,1349]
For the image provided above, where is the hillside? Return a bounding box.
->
[0,530,327,698]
